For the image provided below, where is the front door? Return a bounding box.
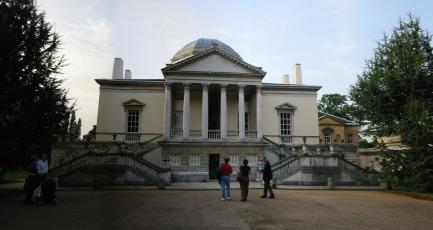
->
[209,154,220,179]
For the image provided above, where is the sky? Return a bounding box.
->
[37,0,433,135]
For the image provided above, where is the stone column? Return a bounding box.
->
[182,83,190,139]
[201,84,209,139]
[256,85,263,140]
[163,83,172,139]
[220,84,227,139]
[238,85,245,140]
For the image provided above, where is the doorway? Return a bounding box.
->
[208,154,220,179]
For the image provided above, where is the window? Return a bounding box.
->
[169,154,181,165]
[127,110,140,133]
[229,155,238,166]
[245,112,249,131]
[280,113,291,136]
[174,111,183,129]
[346,133,354,144]
[246,154,258,166]
[324,130,332,144]
[237,112,249,131]
[189,154,201,165]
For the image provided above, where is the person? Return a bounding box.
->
[24,155,41,204]
[261,157,275,199]
[238,159,251,201]
[219,157,233,201]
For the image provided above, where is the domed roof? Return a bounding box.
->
[171,38,242,63]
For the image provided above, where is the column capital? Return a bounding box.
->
[238,84,246,90]
[201,83,210,88]
[256,85,263,89]
[220,84,228,89]
[164,82,172,88]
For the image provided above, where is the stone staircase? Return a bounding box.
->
[49,152,168,186]
[271,154,379,185]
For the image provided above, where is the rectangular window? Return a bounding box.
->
[189,154,201,166]
[280,113,291,136]
[324,131,332,144]
[174,111,183,129]
[246,154,257,166]
[127,110,140,133]
[169,154,181,165]
[245,112,249,131]
[346,133,354,144]
[229,154,238,166]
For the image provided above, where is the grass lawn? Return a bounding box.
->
[1,170,27,181]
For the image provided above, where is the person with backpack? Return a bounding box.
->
[219,157,233,201]
[238,159,251,201]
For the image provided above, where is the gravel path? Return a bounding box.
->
[1,190,433,230]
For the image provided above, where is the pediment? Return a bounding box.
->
[275,102,297,111]
[122,99,145,107]
[319,116,344,125]
[162,48,266,76]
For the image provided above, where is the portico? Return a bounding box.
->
[163,82,262,141]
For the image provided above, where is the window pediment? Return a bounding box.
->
[122,99,145,107]
[122,99,145,111]
[275,102,297,112]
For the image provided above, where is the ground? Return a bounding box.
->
[1,189,433,230]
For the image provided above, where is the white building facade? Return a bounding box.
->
[94,38,321,181]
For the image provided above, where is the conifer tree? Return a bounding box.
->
[0,0,71,168]
[350,14,433,192]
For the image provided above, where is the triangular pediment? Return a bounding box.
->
[275,102,297,111]
[122,99,145,107]
[178,53,253,73]
[319,116,344,125]
[318,112,357,125]
[162,48,266,76]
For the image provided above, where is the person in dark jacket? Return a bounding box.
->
[24,155,41,204]
[238,159,251,201]
[261,157,275,199]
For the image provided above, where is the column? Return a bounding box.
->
[201,84,209,139]
[238,85,245,140]
[182,83,190,139]
[220,84,227,139]
[163,83,172,139]
[256,85,263,140]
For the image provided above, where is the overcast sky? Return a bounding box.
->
[38,0,433,134]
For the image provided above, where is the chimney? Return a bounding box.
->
[124,69,132,79]
[281,74,289,84]
[291,63,303,84]
[112,58,124,79]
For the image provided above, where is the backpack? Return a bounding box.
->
[215,167,222,179]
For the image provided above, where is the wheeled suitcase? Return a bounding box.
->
[41,178,57,204]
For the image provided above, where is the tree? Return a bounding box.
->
[318,94,353,121]
[59,110,82,142]
[0,0,71,169]
[349,14,433,192]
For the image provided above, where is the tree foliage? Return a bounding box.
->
[0,0,71,169]
[59,110,82,142]
[318,93,354,121]
[349,14,433,192]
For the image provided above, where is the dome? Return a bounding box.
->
[171,38,242,63]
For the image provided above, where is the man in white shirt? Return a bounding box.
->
[36,154,49,175]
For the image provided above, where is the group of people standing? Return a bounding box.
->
[24,154,49,204]
[218,156,275,202]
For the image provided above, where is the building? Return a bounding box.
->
[94,38,320,182]
[318,112,358,146]
[50,38,378,186]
